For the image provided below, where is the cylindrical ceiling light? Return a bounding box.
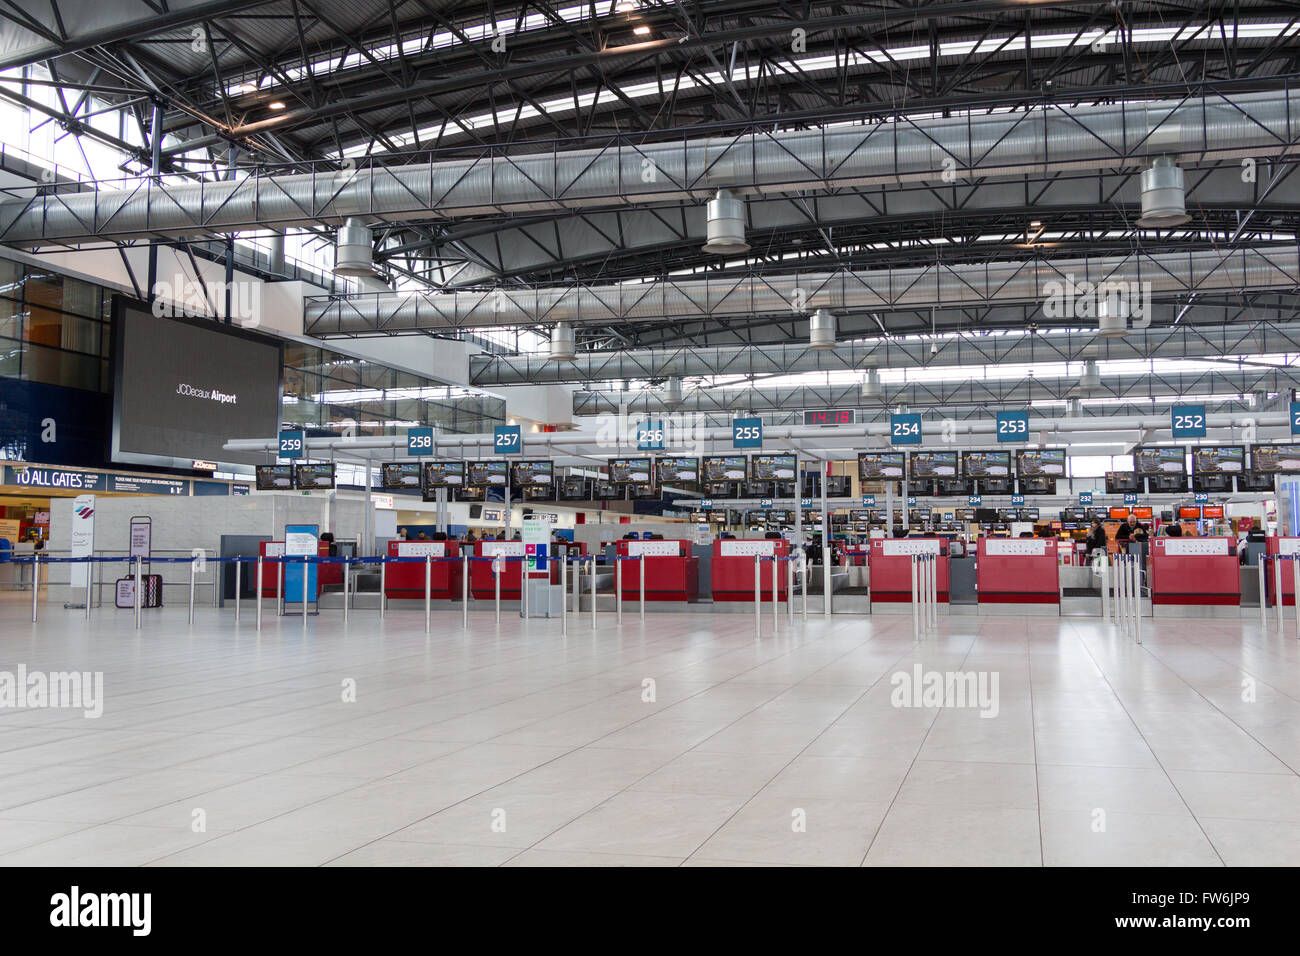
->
[860,367,882,400]
[1067,397,1082,416]
[808,308,837,350]
[333,217,374,276]
[1137,156,1191,227]
[1080,359,1102,389]
[548,322,576,361]
[1096,296,1128,338]
[701,188,749,254]
[662,376,684,407]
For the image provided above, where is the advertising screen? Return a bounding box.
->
[908,451,958,477]
[255,465,294,491]
[511,460,553,485]
[466,460,508,486]
[1192,445,1245,473]
[381,462,423,489]
[111,302,282,469]
[702,455,748,483]
[857,452,906,480]
[1019,507,1041,520]
[294,463,335,490]
[750,454,797,481]
[1250,443,1300,473]
[1016,448,1067,476]
[1179,506,1202,520]
[1133,506,1153,520]
[1109,507,1130,520]
[608,458,652,484]
[657,456,700,485]
[1202,505,1225,519]
[1134,446,1187,475]
[421,460,465,487]
[961,450,1012,477]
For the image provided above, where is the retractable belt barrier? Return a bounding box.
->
[1259,553,1300,640]
[1108,552,1144,643]
[909,554,938,640]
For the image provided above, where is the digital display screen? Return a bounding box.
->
[909,451,958,477]
[381,462,424,489]
[1179,506,1202,520]
[657,456,700,484]
[421,460,465,487]
[803,409,856,426]
[1016,448,1066,477]
[1134,507,1153,520]
[466,460,508,486]
[594,480,621,499]
[511,460,553,485]
[1192,445,1245,474]
[702,455,748,483]
[294,463,335,489]
[956,508,977,521]
[1105,471,1142,494]
[1250,444,1300,473]
[1020,507,1040,520]
[1202,505,1225,518]
[1109,507,1130,520]
[255,465,294,490]
[750,454,797,481]
[858,452,906,479]
[1134,446,1187,475]
[912,507,932,519]
[111,302,282,469]
[962,450,1012,477]
[998,509,1019,520]
[608,457,652,483]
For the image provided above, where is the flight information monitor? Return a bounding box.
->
[857,452,906,480]
[1016,448,1066,477]
[657,456,701,485]
[750,454,797,481]
[608,458,652,483]
[421,460,465,487]
[702,455,748,483]
[1251,444,1300,473]
[909,450,958,477]
[1192,445,1245,473]
[1134,445,1187,475]
[381,462,423,490]
[466,460,508,486]
[961,450,1012,477]
[510,460,553,485]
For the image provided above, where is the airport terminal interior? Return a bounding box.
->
[0,0,1298,870]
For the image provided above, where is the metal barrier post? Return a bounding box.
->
[523,557,530,622]
[1133,556,1143,645]
[424,555,432,633]
[787,556,794,622]
[462,554,469,628]
[640,554,646,622]
[134,556,142,629]
[560,551,567,635]
[235,559,241,624]
[572,555,580,617]
[911,555,919,641]
[1099,554,1109,623]
[823,546,831,616]
[589,557,596,629]
[1275,555,1285,636]
[342,557,349,625]
[256,556,263,631]
[212,553,218,608]
[1115,555,1126,635]
[30,554,39,623]
[379,559,386,620]
[1257,554,1267,631]
[84,558,92,620]
[801,553,808,619]
[754,554,761,637]
[188,557,197,626]
[277,559,284,617]
[494,556,502,624]
[931,555,938,630]
[771,557,779,635]
[1292,557,1300,640]
[616,556,623,623]
[302,558,309,635]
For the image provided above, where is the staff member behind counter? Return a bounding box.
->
[1114,514,1149,543]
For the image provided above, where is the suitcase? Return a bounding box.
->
[115,574,163,608]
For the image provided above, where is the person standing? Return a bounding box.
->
[1084,518,1108,556]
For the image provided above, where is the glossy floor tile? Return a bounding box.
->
[1,594,1297,866]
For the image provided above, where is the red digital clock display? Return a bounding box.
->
[804,409,855,425]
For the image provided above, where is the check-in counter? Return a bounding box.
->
[615,539,698,601]
[868,537,948,603]
[1265,536,1300,606]
[711,538,789,602]
[471,540,525,599]
[385,539,462,599]
[1149,536,1239,606]
[976,537,1059,604]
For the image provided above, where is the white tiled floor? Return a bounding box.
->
[1,593,1298,866]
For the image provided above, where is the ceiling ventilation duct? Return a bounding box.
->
[1096,297,1128,338]
[1136,157,1191,227]
[701,188,749,255]
[860,368,882,400]
[1080,359,1102,389]
[662,376,685,407]
[548,322,576,362]
[1067,398,1082,416]
[808,309,837,350]
[333,218,374,276]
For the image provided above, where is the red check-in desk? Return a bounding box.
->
[711,538,789,602]
[869,537,949,603]
[471,540,526,599]
[1265,536,1300,606]
[385,540,462,599]
[1149,537,1240,606]
[258,540,332,598]
[615,539,698,602]
[976,536,1059,604]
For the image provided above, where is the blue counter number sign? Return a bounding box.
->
[406,427,433,456]
[996,411,1029,443]
[1292,401,1300,435]
[733,418,763,449]
[494,425,522,455]
[637,421,664,451]
[278,430,304,459]
[1171,404,1207,439]
[890,414,922,445]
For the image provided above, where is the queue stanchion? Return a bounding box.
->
[342,557,350,626]
[823,546,831,616]
[930,554,938,631]
[212,554,218,608]
[188,556,197,627]
[493,554,502,624]
[30,554,39,623]
[1099,554,1109,623]
[84,558,92,620]
[1291,556,1300,641]
[277,558,284,617]
[801,552,808,619]
[616,557,623,624]
[462,554,469,629]
[1275,555,1286,636]
[640,554,646,622]
[786,556,794,623]
[523,556,530,622]
[1133,556,1143,645]
[910,555,919,641]
[753,554,761,637]
[589,557,597,629]
[560,551,567,636]
[572,555,580,617]
[234,558,242,624]
[378,559,386,620]
[256,555,263,631]
[302,557,309,635]
[1257,554,1267,631]
[134,556,142,629]
[424,555,432,634]
[771,557,779,635]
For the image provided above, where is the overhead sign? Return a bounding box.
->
[700,498,713,510]
[278,430,305,459]
[968,494,982,506]
[1123,493,1138,505]
[890,414,922,445]
[4,465,107,491]
[1193,491,1210,504]
[1079,491,1093,505]
[1171,404,1207,439]
[996,411,1029,443]
[637,420,664,451]
[906,496,917,506]
[861,494,876,507]
[494,425,522,455]
[110,475,189,496]
[732,417,763,449]
[1011,494,1025,506]
[1292,401,1300,435]
[800,497,813,508]
[760,498,773,509]
[407,427,434,456]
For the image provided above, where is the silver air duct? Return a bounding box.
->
[548,322,576,361]
[1080,359,1102,389]
[1067,398,1082,416]
[7,90,1296,244]
[1097,296,1128,338]
[333,218,373,276]
[860,368,882,400]
[663,377,684,407]
[1136,157,1190,227]
[701,189,748,255]
[808,309,837,350]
